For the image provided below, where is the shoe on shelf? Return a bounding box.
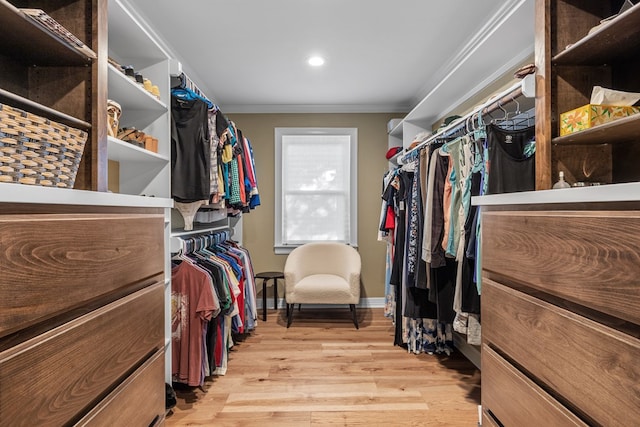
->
[107,99,122,138]
[117,128,145,148]
[151,85,160,100]
[143,78,153,93]
[122,65,136,81]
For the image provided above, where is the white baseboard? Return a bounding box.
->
[256,297,386,310]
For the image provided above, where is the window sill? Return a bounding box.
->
[274,243,358,255]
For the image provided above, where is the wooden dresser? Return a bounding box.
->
[476,186,640,426]
[0,185,171,426]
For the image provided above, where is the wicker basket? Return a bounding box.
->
[0,103,88,188]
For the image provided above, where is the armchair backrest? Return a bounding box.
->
[284,242,361,281]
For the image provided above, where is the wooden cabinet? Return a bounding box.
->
[0,0,107,191]
[479,196,640,426]
[0,1,172,422]
[0,197,168,426]
[535,0,640,189]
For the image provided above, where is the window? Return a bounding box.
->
[275,127,357,254]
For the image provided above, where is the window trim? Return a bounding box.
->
[274,127,358,254]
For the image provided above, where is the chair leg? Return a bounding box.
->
[350,304,359,329]
[262,280,267,322]
[287,304,294,328]
[273,279,278,311]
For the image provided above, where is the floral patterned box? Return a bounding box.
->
[560,104,640,136]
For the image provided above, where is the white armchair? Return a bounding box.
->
[284,242,361,328]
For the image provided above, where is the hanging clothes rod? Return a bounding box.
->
[401,78,532,163]
[169,60,218,110]
[170,224,232,253]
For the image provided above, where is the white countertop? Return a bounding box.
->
[473,182,640,206]
[0,182,173,208]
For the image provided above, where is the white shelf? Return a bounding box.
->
[473,182,640,206]
[108,64,167,129]
[0,182,172,208]
[107,136,169,164]
[108,0,168,69]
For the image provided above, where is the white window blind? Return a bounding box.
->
[275,128,357,253]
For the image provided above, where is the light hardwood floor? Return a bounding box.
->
[166,308,481,426]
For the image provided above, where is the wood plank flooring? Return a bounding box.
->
[166,308,481,426]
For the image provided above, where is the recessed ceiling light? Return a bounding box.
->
[308,56,325,67]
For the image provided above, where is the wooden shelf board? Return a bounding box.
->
[0,0,95,66]
[553,3,640,65]
[0,88,91,130]
[107,136,169,164]
[552,113,640,145]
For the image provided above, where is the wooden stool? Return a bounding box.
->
[255,271,284,321]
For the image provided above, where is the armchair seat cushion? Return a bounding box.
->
[290,274,358,304]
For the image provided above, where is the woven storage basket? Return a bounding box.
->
[0,103,88,188]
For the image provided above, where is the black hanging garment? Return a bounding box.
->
[171,97,211,202]
[486,124,535,194]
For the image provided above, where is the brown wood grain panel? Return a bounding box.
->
[0,203,163,215]
[552,143,612,185]
[482,279,640,427]
[30,66,91,122]
[613,141,640,183]
[482,410,501,427]
[90,0,109,192]
[535,0,552,190]
[0,283,164,426]
[553,1,614,59]
[482,345,587,427]
[0,213,164,338]
[482,210,640,326]
[76,349,165,427]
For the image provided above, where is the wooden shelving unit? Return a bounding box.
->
[536,0,640,189]
[0,88,91,130]
[553,3,640,65]
[0,1,166,425]
[0,0,95,65]
[480,3,640,423]
[552,112,640,145]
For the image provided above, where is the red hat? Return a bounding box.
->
[385,146,402,160]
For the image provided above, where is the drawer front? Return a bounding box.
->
[482,410,501,427]
[76,349,165,427]
[482,345,586,427]
[0,283,164,426]
[482,210,640,326]
[482,279,640,427]
[0,212,164,338]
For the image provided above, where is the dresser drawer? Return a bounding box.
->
[482,279,640,426]
[482,410,501,427]
[76,349,165,427]
[482,345,586,427]
[482,210,640,326]
[0,212,164,338]
[0,283,164,426]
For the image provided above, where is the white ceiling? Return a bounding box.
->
[126,0,534,115]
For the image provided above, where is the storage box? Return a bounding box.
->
[0,103,87,187]
[560,104,640,136]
